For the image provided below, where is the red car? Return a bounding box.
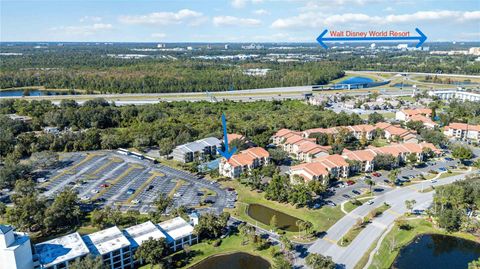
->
[372,172,381,177]
[100,184,110,188]
[346,180,355,186]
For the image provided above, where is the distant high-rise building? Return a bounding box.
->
[224,44,230,50]
[469,47,480,56]
[157,43,166,48]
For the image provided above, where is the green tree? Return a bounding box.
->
[194,212,230,239]
[468,258,480,269]
[268,148,288,165]
[305,253,336,269]
[388,169,400,182]
[373,154,397,170]
[405,199,417,213]
[451,144,473,162]
[6,180,46,232]
[367,112,385,124]
[44,188,82,232]
[69,255,106,269]
[272,255,291,269]
[407,153,418,164]
[135,237,169,268]
[365,178,375,194]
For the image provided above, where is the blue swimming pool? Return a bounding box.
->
[340,76,374,84]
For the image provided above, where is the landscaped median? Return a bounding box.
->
[338,203,391,247]
[221,180,345,243]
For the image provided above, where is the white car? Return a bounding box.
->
[91,189,99,194]
[81,195,90,201]
[367,200,374,205]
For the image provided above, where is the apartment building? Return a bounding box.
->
[171,137,222,163]
[219,147,269,179]
[408,114,438,129]
[1,225,34,269]
[444,123,480,141]
[290,154,350,183]
[158,217,198,252]
[3,217,199,269]
[82,226,133,269]
[395,108,432,121]
[374,122,418,142]
[271,129,303,145]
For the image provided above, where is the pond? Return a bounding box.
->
[0,90,62,97]
[392,234,480,269]
[247,203,301,232]
[188,252,270,269]
[340,76,374,85]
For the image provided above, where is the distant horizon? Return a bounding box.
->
[1,0,479,43]
[2,41,480,44]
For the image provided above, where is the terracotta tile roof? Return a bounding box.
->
[342,149,377,162]
[401,108,432,116]
[312,154,349,168]
[445,123,480,132]
[409,115,437,126]
[274,128,294,137]
[227,133,245,142]
[374,122,392,129]
[227,147,269,167]
[284,134,305,145]
[348,124,376,133]
[291,162,329,177]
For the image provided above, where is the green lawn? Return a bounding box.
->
[139,234,279,269]
[338,220,367,247]
[368,218,479,269]
[222,180,345,242]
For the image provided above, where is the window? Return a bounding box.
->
[112,250,121,256]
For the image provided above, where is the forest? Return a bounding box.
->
[0,99,364,188]
[1,43,479,93]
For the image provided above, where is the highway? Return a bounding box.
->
[0,86,418,106]
[294,171,476,269]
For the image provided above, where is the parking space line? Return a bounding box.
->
[41,153,100,188]
[125,172,164,204]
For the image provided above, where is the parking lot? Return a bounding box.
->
[39,150,228,214]
[320,155,463,207]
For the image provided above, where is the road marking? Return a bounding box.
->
[323,237,337,244]
[386,208,402,216]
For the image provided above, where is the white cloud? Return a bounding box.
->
[119,9,204,25]
[50,23,113,36]
[231,0,263,8]
[271,10,480,29]
[253,9,270,15]
[151,33,166,38]
[79,16,102,22]
[213,16,261,27]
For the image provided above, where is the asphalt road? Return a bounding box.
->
[295,170,475,269]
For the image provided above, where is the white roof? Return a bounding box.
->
[124,221,166,248]
[158,217,194,241]
[83,226,130,255]
[35,232,90,267]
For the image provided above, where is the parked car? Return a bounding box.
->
[91,189,99,194]
[326,201,336,207]
[438,167,447,172]
[445,157,453,161]
[384,179,390,183]
[346,180,355,186]
[431,179,438,183]
[342,194,350,199]
[372,172,381,177]
[366,200,374,205]
[101,184,109,188]
[126,188,135,195]
[352,190,361,195]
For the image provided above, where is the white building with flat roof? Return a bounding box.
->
[35,232,89,269]
[158,217,198,251]
[171,137,222,163]
[82,227,132,269]
[123,221,166,249]
[0,225,34,269]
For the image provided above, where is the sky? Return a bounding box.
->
[1,0,479,42]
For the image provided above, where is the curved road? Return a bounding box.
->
[294,171,475,269]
